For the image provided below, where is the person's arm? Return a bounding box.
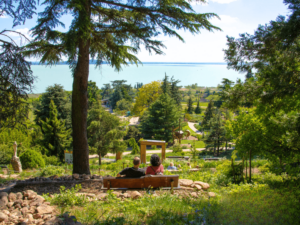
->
[161,165,164,174]
[117,173,121,177]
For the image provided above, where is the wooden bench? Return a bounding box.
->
[103,175,179,193]
[203,158,220,161]
[166,156,190,161]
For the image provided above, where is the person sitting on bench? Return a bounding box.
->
[117,157,145,178]
[167,162,177,170]
[146,154,164,175]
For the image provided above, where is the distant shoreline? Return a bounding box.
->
[30,61,227,65]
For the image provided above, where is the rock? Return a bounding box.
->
[27,214,34,222]
[8,193,17,202]
[21,207,28,215]
[10,211,22,217]
[7,202,14,208]
[14,203,21,209]
[112,192,120,197]
[194,181,210,190]
[2,210,9,215]
[83,174,90,180]
[23,190,37,199]
[0,192,8,198]
[16,192,23,200]
[35,195,45,203]
[208,192,216,198]
[33,213,42,219]
[36,204,53,214]
[179,179,194,187]
[0,195,8,208]
[73,174,80,180]
[123,193,130,198]
[180,186,194,191]
[86,193,95,198]
[97,193,108,200]
[131,191,142,199]
[152,194,158,197]
[190,192,198,198]
[0,212,8,222]
[194,184,202,190]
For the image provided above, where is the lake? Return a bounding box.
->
[31,63,244,93]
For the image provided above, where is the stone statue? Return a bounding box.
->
[13,141,17,157]
[11,141,22,173]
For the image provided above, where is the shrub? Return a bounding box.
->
[0,144,13,164]
[40,166,65,177]
[44,155,61,166]
[44,185,87,207]
[172,144,183,153]
[20,149,45,169]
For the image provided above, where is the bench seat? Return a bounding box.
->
[103,175,179,190]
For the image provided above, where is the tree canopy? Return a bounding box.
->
[23,0,220,174]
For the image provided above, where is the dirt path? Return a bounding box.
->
[89,148,206,158]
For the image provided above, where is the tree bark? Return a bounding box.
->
[249,149,252,183]
[98,152,101,165]
[72,1,91,175]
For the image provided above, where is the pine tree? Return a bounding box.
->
[140,93,179,142]
[195,101,202,114]
[162,74,170,95]
[35,84,71,129]
[41,100,71,161]
[87,102,126,165]
[24,0,220,174]
[204,110,225,156]
[202,100,214,128]
[187,97,193,114]
[170,77,182,106]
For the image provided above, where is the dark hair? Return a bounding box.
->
[150,154,161,167]
[133,157,141,165]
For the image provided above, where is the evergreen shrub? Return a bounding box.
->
[40,166,64,177]
[20,149,45,169]
[44,155,61,166]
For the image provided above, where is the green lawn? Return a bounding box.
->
[181,139,205,148]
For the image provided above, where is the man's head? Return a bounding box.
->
[133,157,141,167]
[170,162,174,167]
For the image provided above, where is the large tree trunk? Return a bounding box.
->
[72,1,91,175]
[98,152,102,165]
[249,149,252,183]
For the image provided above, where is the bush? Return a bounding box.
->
[0,144,13,164]
[44,155,61,166]
[172,144,183,153]
[20,149,45,169]
[40,166,65,177]
[44,185,87,207]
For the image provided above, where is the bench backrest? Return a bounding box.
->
[103,175,179,189]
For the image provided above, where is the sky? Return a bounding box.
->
[0,0,290,62]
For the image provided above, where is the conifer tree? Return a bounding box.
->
[24,0,220,174]
[87,102,126,165]
[140,93,179,142]
[41,100,71,161]
[202,100,214,128]
[195,100,202,114]
[162,74,170,95]
[35,84,71,129]
[187,97,193,114]
[204,110,225,156]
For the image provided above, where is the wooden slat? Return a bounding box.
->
[103,175,179,189]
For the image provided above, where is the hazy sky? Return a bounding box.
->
[0,0,290,62]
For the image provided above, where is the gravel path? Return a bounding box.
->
[188,122,202,134]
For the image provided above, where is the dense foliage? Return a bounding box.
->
[20,149,45,169]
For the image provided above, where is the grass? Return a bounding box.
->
[181,140,205,148]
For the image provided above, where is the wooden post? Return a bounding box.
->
[116,152,122,161]
[141,143,146,164]
[161,143,166,162]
